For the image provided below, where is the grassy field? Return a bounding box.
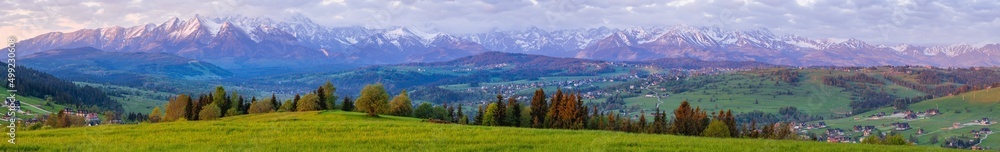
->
[0,88,65,119]
[625,72,856,116]
[0,111,967,151]
[811,87,1000,148]
[74,82,173,114]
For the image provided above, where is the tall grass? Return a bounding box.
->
[0,111,966,151]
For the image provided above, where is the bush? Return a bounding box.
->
[701,120,730,138]
[199,103,222,120]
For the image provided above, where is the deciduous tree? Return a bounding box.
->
[199,103,222,120]
[388,90,413,116]
[355,83,390,116]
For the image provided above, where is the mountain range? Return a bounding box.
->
[9,15,1000,68]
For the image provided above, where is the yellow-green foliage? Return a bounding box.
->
[198,103,221,120]
[355,83,389,116]
[388,90,412,116]
[3,111,964,151]
[701,120,730,138]
[296,94,323,112]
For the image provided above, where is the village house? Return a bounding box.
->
[86,113,101,126]
[891,122,911,131]
[925,109,940,116]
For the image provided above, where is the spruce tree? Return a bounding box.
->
[506,97,521,127]
[341,97,354,111]
[530,88,548,128]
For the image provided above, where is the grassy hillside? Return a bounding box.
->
[624,70,855,117]
[813,87,1000,148]
[74,82,174,114]
[0,88,62,119]
[1,111,964,151]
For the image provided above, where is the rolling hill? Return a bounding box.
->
[0,111,964,151]
[812,87,1000,148]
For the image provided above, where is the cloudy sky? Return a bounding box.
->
[1,0,997,45]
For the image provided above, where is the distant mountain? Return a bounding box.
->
[21,47,232,88]
[9,15,1000,68]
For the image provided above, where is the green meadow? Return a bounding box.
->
[1,111,966,151]
[813,87,1000,147]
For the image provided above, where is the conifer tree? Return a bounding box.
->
[474,104,484,125]
[270,94,279,111]
[506,97,522,127]
[341,97,354,111]
[530,88,548,128]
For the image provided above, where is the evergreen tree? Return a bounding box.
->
[292,94,301,111]
[506,97,522,127]
[651,109,668,134]
[446,104,456,122]
[530,88,548,128]
[341,97,354,111]
[270,94,279,111]
[316,86,328,109]
[724,110,738,138]
[494,94,507,126]
[546,89,564,128]
[355,83,390,116]
[388,90,413,116]
[474,105,484,125]
[199,103,222,120]
[456,104,465,124]
[638,111,648,133]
